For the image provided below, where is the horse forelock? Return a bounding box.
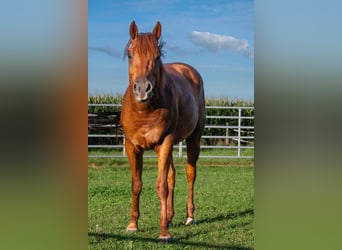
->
[123,33,165,60]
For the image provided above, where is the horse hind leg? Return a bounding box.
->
[185,134,201,226]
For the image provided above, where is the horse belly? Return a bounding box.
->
[178,111,198,141]
[173,88,200,141]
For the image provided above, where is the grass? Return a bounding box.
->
[88,148,254,159]
[88,158,254,249]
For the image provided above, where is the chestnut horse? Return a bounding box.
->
[120,21,205,242]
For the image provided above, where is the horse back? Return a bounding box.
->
[164,63,203,90]
[164,62,205,110]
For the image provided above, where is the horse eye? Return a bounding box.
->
[127,50,133,59]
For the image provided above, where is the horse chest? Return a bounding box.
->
[126,121,168,150]
[122,110,169,149]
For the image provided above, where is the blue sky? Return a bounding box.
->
[88,0,254,100]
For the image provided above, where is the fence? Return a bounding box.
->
[88,104,254,159]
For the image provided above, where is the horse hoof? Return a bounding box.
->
[159,235,172,243]
[185,217,195,226]
[126,227,138,233]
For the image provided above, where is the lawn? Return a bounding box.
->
[88,158,254,249]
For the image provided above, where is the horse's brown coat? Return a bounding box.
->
[120,21,205,240]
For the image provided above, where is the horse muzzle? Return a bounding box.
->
[133,79,153,103]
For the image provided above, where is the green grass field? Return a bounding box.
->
[88,148,254,159]
[88,158,254,249]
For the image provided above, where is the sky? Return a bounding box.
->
[88,0,254,100]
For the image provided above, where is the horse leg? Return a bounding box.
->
[125,140,143,232]
[185,135,201,226]
[155,135,174,241]
[167,157,175,227]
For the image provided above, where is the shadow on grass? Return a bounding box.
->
[196,208,254,225]
[88,231,252,249]
[170,208,254,228]
[88,209,254,250]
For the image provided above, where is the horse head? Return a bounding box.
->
[125,21,164,103]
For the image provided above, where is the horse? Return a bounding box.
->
[120,21,205,242]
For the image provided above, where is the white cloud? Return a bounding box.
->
[189,31,249,53]
[243,48,254,58]
[89,46,121,58]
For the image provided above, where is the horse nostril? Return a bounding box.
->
[133,83,137,91]
[146,83,152,93]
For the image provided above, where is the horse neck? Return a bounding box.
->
[155,60,165,91]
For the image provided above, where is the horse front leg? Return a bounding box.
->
[155,135,174,242]
[167,157,175,227]
[125,139,143,232]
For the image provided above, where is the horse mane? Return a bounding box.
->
[123,32,165,60]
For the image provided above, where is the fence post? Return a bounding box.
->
[238,108,241,157]
[225,122,229,145]
[123,137,126,157]
[178,141,183,158]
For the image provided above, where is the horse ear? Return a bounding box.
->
[152,21,162,40]
[129,21,138,39]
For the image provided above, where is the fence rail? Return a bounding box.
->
[88,104,254,159]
